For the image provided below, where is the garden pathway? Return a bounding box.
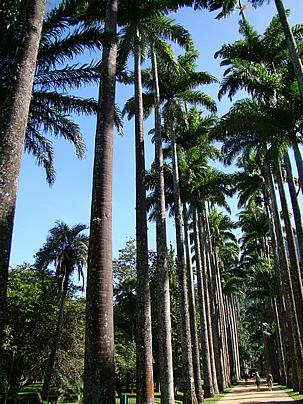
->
[219,380,294,403]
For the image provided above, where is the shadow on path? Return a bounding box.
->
[219,380,294,403]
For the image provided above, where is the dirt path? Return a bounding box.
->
[219,380,294,403]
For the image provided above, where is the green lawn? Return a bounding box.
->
[278,385,303,402]
[114,391,226,404]
[18,384,226,403]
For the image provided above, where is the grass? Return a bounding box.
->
[18,384,228,403]
[115,389,229,404]
[277,385,303,402]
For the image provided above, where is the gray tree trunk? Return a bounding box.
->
[134,30,154,404]
[0,0,46,347]
[193,210,214,397]
[203,211,226,391]
[183,205,203,403]
[150,43,174,404]
[170,122,197,404]
[264,200,288,385]
[275,160,303,336]
[84,1,117,402]
[198,212,219,395]
[293,142,303,199]
[266,163,303,391]
[283,151,303,266]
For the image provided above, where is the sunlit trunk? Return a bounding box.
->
[84,1,117,402]
[150,43,174,404]
[198,212,219,395]
[134,30,154,404]
[266,162,303,391]
[193,210,214,398]
[170,119,197,404]
[283,151,303,266]
[275,160,303,335]
[183,205,203,403]
[0,0,46,347]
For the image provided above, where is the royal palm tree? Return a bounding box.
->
[0,0,103,348]
[35,221,88,401]
[0,0,47,348]
[193,0,303,94]
[214,105,303,390]
[83,0,118,402]
[120,11,194,402]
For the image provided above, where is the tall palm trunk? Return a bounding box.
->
[272,297,287,385]
[202,211,226,391]
[266,163,303,391]
[198,212,219,395]
[183,205,203,403]
[283,151,303,265]
[274,0,303,95]
[134,30,154,404]
[193,210,214,398]
[230,295,241,382]
[0,0,46,347]
[292,142,303,198]
[170,119,197,404]
[84,1,117,402]
[265,200,287,385]
[42,277,68,401]
[150,43,174,404]
[275,160,303,333]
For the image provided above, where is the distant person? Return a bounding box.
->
[266,373,273,391]
[255,371,261,391]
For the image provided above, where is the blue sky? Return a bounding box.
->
[10,0,303,267]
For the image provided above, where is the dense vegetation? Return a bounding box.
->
[0,0,302,403]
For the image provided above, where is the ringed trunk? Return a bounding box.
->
[84,1,118,402]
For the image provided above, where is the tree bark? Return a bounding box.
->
[183,205,203,403]
[134,30,154,404]
[283,151,303,266]
[292,141,303,199]
[84,1,117,402]
[0,0,46,348]
[274,0,303,95]
[202,211,226,391]
[150,43,174,404]
[265,163,303,391]
[193,210,214,398]
[275,159,303,335]
[170,121,197,404]
[198,212,219,395]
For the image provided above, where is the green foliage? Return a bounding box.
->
[3,266,86,400]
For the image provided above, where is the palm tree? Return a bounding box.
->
[34,221,88,401]
[83,0,118,402]
[0,0,47,348]
[214,16,303,196]
[214,106,303,390]
[120,10,194,402]
[0,0,103,348]
[193,0,303,95]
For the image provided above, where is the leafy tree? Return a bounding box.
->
[1,266,86,403]
[35,221,88,401]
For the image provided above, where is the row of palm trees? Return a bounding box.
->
[0,0,303,403]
